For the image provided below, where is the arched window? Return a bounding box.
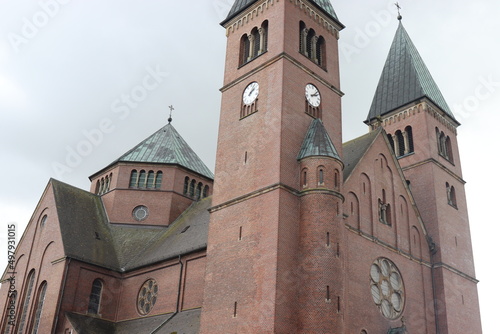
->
[445,136,454,163]
[129,170,138,188]
[30,281,47,334]
[316,36,325,67]
[203,185,209,198]
[96,180,101,195]
[239,21,268,66]
[318,167,324,185]
[387,134,395,153]
[446,182,458,208]
[395,130,405,157]
[306,28,315,58]
[251,27,260,59]
[240,34,250,65]
[439,131,447,157]
[405,126,414,153]
[302,168,308,188]
[146,171,155,189]
[189,180,196,198]
[300,22,326,68]
[17,270,35,334]
[155,171,163,189]
[196,182,203,200]
[334,170,340,189]
[138,170,146,188]
[88,279,103,315]
[184,177,190,195]
[108,173,112,192]
[104,176,109,194]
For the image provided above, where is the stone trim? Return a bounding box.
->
[289,0,342,37]
[371,101,459,134]
[221,52,343,97]
[224,0,278,36]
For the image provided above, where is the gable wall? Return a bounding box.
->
[0,184,67,334]
[343,133,436,332]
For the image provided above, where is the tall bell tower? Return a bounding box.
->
[366,19,482,334]
[200,0,345,332]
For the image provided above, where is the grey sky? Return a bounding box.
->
[1,1,498,332]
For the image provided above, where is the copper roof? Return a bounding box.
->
[366,22,455,122]
[115,123,214,179]
[297,118,340,160]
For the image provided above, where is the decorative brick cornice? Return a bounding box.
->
[372,101,459,135]
[224,0,278,36]
[289,0,341,37]
[224,0,341,38]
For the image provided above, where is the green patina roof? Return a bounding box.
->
[297,118,340,160]
[366,22,455,123]
[116,123,213,179]
[222,0,339,25]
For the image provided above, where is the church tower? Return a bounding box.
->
[366,19,482,333]
[200,0,345,332]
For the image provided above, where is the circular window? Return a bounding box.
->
[370,258,405,319]
[132,205,149,222]
[137,279,158,315]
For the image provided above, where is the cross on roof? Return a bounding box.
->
[395,2,403,20]
[168,105,174,123]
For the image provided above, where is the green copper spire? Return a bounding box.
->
[366,22,455,123]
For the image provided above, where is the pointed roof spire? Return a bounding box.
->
[366,22,455,123]
[297,118,341,160]
[112,123,214,179]
[222,0,339,25]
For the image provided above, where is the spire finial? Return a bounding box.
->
[168,105,174,123]
[395,2,402,20]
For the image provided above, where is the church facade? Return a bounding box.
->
[0,1,482,333]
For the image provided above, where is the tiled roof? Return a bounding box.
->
[51,179,210,272]
[66,309,201,334]
[115,123,214,179]
[222,0,338,24]
[366,22,455,122]
[342,130,380,181]
[297,118,340,160]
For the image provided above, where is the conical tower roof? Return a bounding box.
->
[109,123,213,179]
[366,21,455,123]
[222,0,339,25]
[297,118,340,160]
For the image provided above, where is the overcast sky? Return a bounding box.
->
[1,0,498,332]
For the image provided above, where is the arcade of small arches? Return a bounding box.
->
[301,166,341,190]
[436,127,454,163]
[184,176,209,201]
[239,20,268,66]
[129,170,163,190]
[95,173,113,195]
[387,126,414,158]
[300,21,326,69]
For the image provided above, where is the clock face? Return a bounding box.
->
[243,82,259,105]
[305,83,321,107]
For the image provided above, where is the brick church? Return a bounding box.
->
[0,1,482,333]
